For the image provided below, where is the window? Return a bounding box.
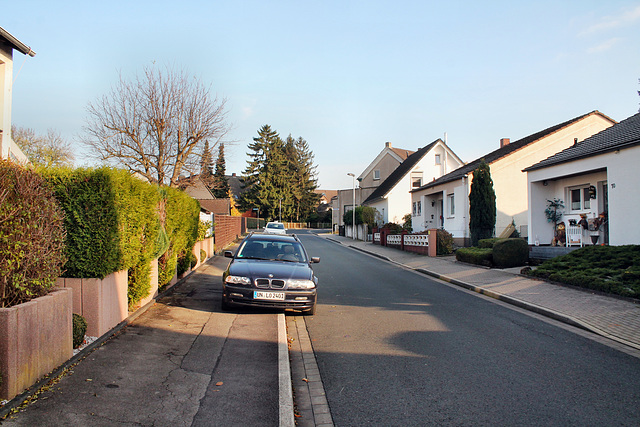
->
[435,154,441,165]
[569,185,591,212]
[373,170,380,180]
[447,194,455,216]
[412,201,422,216]
[410,171,423,188]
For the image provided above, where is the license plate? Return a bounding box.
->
[254,291,285,301]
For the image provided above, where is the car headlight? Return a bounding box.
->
[225,275,251,285]
[287,279,315,289]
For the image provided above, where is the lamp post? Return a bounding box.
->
[347,173,356,240]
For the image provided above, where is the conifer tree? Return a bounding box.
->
[200,140,214,188]
[469,159,496,246]
[212,143,230,198]
[239,125,319,222]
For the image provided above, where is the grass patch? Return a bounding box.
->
[526,245,640,299]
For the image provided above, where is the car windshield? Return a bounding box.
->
[266,223,284,230]
[237,239,307,262]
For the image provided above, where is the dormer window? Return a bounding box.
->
[373,170,380,180]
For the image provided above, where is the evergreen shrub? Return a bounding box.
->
[478,238,503,248]
[455,247,493,267]
[0,160,66,307]
[492,238,529,268]
[158,187,200,287]
[72,313,87,348]
[436,229,454,255]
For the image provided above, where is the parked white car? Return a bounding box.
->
[264,221,286,235]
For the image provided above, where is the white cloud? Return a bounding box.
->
[581,5,640,35]
[586,37,622,54]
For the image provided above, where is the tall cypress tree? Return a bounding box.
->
[212,143,230,198]
[469,159,496,246]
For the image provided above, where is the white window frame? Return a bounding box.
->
[568,185,591,213]
[447,193,455,217]
[373,170,380,180]
[435,154,441,165]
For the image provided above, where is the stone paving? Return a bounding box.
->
[322,234,640,351]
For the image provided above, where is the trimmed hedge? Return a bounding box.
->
[72,313,88,348]
[158,186,200,287]
[455,247,493,267]
[492,238,529,268]
[0,161,67,307]
[42,167,202,306]
[478,238,502,249]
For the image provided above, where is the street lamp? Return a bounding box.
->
[347,173,356,240]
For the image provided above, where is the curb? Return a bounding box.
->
[278,313,295,427]
[0,258,209,420]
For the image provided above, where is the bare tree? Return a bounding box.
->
[81,66,230,187]
[12,125,75,168]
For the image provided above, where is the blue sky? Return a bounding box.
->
[4,0,640,189]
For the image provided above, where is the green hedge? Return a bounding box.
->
[158,186,200,287]
[455,247,493,267]
[41,167,120,279]
[478,238,502,249]
[492,238,529,268]
[0,161,67,307]
[41,166,200,304]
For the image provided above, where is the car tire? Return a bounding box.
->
[221,296,231,311]
[302,303,316,316]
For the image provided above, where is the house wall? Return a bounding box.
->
[491,115,614,238]
[359,151,402,195]
[0,43,28,163]
[412,178,468,239]
[527,145,640,246]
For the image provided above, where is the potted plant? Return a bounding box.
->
[544,198,564,245]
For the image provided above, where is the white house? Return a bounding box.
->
[411,111,616,246]
[0,26,35,162]
[333,142,415,229]
[362,138,463,225]
[525,112,640,247]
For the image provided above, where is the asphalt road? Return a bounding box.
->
[297,232,640,426]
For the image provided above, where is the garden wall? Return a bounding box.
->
[0,289,73,400]
[56,270,128,338]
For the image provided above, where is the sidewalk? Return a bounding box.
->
[322,234,640,352]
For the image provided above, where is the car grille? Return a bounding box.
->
[255,278,286,289]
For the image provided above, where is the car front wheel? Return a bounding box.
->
[302,303,316,316]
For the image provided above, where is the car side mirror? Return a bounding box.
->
[224,250,234,258]
[310,257,320,264]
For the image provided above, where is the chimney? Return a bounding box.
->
[385,142,392,148]
[232,172,236,177]
[500,138,510,148]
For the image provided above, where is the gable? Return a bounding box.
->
[414,111,616,192]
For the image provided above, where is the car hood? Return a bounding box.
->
[228,259,314,281]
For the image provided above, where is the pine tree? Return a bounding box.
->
[469,159,496,246]
[239,126,319,222]
[212,143,230,198]
[200,140,214,188]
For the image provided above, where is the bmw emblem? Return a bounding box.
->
[268,274,274,278]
